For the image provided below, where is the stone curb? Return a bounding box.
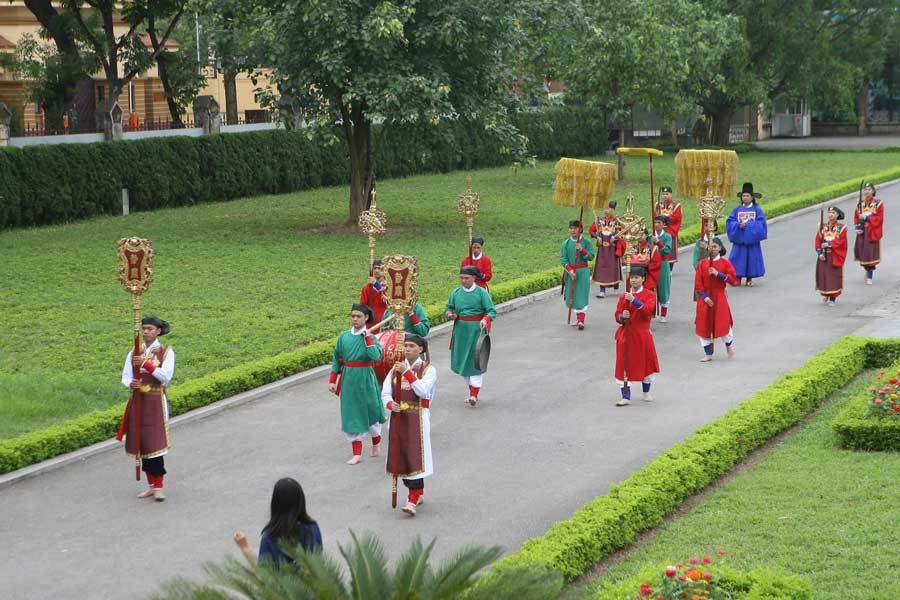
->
[3,178,896,489]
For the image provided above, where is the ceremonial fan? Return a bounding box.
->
[553,158,617,323]
[116,237,154,480]
[380,254,419,509]
[615,147,664,220]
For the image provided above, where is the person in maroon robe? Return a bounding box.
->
[613,266,659,406]
[359,259,388,326]
[816,206,849,305]
[460,236,493,291]
[694,238,738,362]
[589,201,625,298]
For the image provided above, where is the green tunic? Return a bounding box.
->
[382,303,430,337]
[654,231,673,305]
[561,234,596,310]
[445,286,497,376]
[330,330,385,434]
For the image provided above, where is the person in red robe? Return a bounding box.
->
[460,236,493,291]
[656,186,682,270]
[613,266,659,406]
[694,237,738,362]
[816,206,849,305]
[854,182,884,285]
[359,259,388,326]
[629,230,662,291]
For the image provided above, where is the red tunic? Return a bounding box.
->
[694,257,738,338]
[614,287,659,381]
[460,254,493,290]
[360,282,388,324]
[854,199,884,242]
[815,223,848,267]
[656,201,682,262]
[629,242,662,290]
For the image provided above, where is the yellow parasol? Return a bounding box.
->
[674,149,738,200]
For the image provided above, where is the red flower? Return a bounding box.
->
[875,399,883,406]
[690,556,699,565]
[701,556,712,564]
[889,378,898,385]
[716,548,727,556]
[665,566,677,578]
[702,571,714,581]
[640,583,653,596]
[679,575,687,582]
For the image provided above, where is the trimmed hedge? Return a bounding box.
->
[831,359,900,452]
[593,566,812,599]
[0,107,607,229]
[485,336,899,584]
[0,267,561,475]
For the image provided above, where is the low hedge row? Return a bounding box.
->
[831,357,900,452]
[0,107,607,229]
[0,267,561,475]
[486,336,898,583]
[593,566,812,599]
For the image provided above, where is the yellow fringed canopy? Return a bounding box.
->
[675,149,738,199]
[553,158,617,209]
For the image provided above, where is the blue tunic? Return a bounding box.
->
[726,203,767,278]
[259,523,323,565]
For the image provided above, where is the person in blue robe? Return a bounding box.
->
[726,182,767,286]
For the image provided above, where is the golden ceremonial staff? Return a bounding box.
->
[380,254,419,509]
[552,158,617,324]
[457,176,480,252]
[358,177,387,275]
[116,237,154,480]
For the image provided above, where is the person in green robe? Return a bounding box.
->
[652,215,674,322]
[328,303,385,465]
[561,219,596,330]
[381,302,430,337]
[445,265,497,406]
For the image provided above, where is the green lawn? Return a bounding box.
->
[580,372,900,600]
[2,150,898,439]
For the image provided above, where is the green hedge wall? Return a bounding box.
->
[484,336,899,584]
[0,107,607,229]
[831,358,900,452]
[0,267,561,475]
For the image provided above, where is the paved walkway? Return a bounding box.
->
[2,183,898,599]
[756,135,900,149]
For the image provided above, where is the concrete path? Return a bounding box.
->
[755,135,900,150]
[2,183,898,600]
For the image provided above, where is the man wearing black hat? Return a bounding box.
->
[726,182,767,286]
[589,202,625,298]
[561,219,596,329]
[816,206,849,305]
[117,316,175,501]
[854,182,884,285]
[445,266,496,406]
[381,333,436,516]
[360,259,388,327]
[461,235,493,292]
[656,186,682,270]
[329,304,385,464]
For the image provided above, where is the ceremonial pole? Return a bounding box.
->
[457,177,480,253]
[358,178,387,275]
[616,147,664,222]
[381,255,419,509]
[117,237,154,480]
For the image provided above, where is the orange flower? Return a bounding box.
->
[687,569,702,581]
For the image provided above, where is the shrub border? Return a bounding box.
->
[2,171,899,476]
[485,336,900,583]
[831,358,900,452]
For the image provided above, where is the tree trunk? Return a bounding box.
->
[708,106,734,147]
[224,70,238,125]
[856,84,868,136]
[671,119,678,148]
[344,105,373,225]
[617,127,626,182]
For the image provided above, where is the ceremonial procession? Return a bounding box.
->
[3,1,900,598]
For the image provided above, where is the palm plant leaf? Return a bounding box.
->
[338,530,392,600]
[392,536,436,597]
[283,543,350,600]
[462,566,564,600]
[430,544,503,600]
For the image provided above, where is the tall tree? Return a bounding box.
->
[247,0,527,224]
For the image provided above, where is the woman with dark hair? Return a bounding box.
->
[694,237,739,361]
[233,478,322,565]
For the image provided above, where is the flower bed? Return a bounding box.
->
[831,360,900,451]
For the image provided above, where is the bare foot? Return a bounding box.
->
[700,355,712,362]
[726,346,735,358]
[371,443,380,458]
[153,488,166,502]
[346,455,362,465]
[137,487,155,499]
[642,393,654,402]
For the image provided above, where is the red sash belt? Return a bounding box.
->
[573,263,589,269]
[457,314,485,321]
[339,360,375,367]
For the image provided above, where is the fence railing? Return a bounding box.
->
[15,113,274,137]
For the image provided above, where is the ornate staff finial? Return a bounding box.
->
[457,176,480,244]
[698,176,726,237]
[358,185,387,269]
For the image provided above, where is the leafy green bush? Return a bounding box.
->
[831,359,900,452]
[593,565,812,599]
[0,107,606,229]
[487,337,899,583]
